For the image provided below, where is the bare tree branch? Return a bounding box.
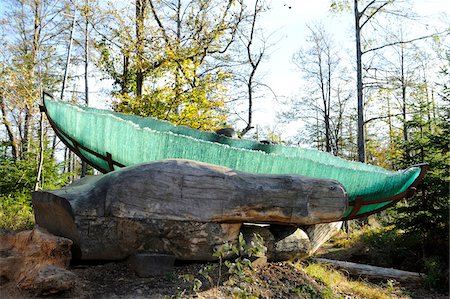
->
[362,30,449,55]
[364,112,412,125]
[359,0,378,21]
[360,1,390,29]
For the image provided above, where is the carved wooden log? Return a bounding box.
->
[33,159,347,261]
[315,258,424,284]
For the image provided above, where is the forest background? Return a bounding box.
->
[0,0,448,292]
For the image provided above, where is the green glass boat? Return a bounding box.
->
[42,93,427,220]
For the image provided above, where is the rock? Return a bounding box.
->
[240,224,276,259]
[17,265,76,295]
[269,224,298,241]
[251,256,268,267]
[0,227,75,295]
[32,159,347,261]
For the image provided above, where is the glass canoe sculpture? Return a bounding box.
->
[42,93,427,221]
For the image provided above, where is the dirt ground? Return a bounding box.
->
[1,260,330,299]
[1,229,448,299]
[1,257,448,299]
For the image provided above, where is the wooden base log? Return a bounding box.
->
[32,159,347,261]
[240,224,311,262]
[302,222,343,255]
[315,258,424,284]
[240,223,342,262]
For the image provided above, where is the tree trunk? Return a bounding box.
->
[319,51,331,153]
[81,0,90,178]
[34,104,45,191]
[0,97,20,159]
[34,159,348,225]
[23,0,40,156]
[400,46,408,143]
[22,107,33,156]
[122,52,130,94]
[135,0,146,97]
[61,5,76,101]
[326,58,332,153]
[240,0,263,137]
[354,0,365,163]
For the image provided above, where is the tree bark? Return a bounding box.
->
[354,0,365,163]
[34,105,44,191]
[0,97,20,159]
[81,0,90,178]
[240,0,263,137]
[135,0,147,97]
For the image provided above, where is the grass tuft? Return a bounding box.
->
[299,261,409,299]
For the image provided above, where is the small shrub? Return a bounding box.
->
[0,194,34,231]
[217,232,265,298]
[423,256,445,290]
[321,287,333,299]
[293,283,321,298]
[174,233,265,298]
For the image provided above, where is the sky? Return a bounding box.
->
[240,0,449,138]
[249,1,350,134]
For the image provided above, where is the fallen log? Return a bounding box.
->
[314,258,424,284]
[33,159,348,261]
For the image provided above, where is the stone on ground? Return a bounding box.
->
[0,227,76,295]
